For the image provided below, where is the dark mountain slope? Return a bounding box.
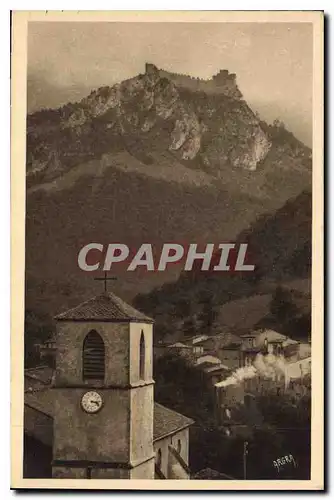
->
[134,190,311,338]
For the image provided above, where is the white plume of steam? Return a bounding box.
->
[215,364,257,388]
[215,353,287,388]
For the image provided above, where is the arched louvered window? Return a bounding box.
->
[83,330,105,381]
[139,331,145,380]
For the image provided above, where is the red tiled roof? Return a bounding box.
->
[55,292,153,323]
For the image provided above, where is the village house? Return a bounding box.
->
[196,355,230,387]
[239,329,311,365]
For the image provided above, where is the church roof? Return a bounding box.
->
[25,366,54,386]
[25,387,54,417]
[54,292,153,323]
[153,403,194,441]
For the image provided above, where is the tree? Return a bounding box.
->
[154,322,173,343]
[270,286,298,323]
[198,293,218,335]
[253,394,311,479]
[24,309,55,368]
[153,353,214,424]
[175,297,193,318]
[154,354,245,478]
[183,317,197,337]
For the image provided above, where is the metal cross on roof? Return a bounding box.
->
[94,271,117,293]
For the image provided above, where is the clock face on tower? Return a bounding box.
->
[81,391,103,414]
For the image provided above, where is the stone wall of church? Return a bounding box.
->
[52,466,87,478]
[170,428,189,465]
[55,320,130,386]
[53,457,155,479]
[154,428,189,478]
[130,458,155,479]
[129,322,153,384]
[130,384,154,466]
[90,467,131,479]
[53,387,130,463]
[52,461,155,479]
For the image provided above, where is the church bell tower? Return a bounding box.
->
[51,288,155,479]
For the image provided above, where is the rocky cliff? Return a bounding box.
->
[27,63,273,186]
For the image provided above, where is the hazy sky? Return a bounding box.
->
[28,22,313,145]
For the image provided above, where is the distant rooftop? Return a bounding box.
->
[242,346,262,353]
[55,292,153,323]
[169,342,191,348]
[204,363,229,374]
[196,355,221,366]
[222,342,241,350]
[240,329,290,344]
[192,467,234,480]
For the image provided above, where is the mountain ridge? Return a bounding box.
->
[26,63,288,183]
[25,64,312,317]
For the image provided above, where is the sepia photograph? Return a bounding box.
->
[11,10,324,490]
